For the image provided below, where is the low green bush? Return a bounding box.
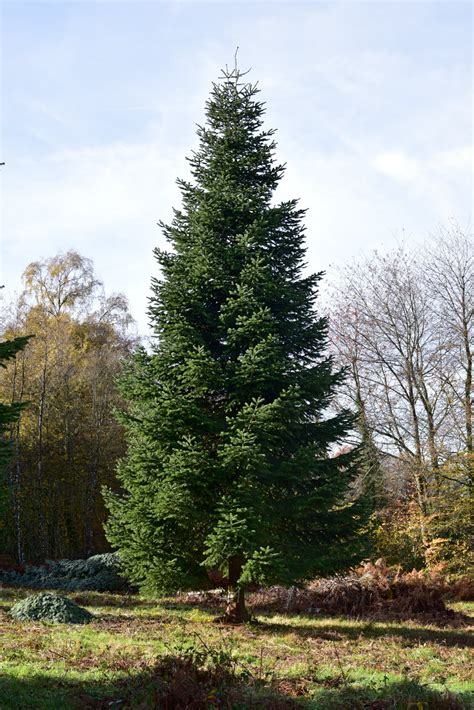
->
[9,592,93,624]
[0,553,128,592]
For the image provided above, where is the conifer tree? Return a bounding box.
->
[105,64,366,621]
[0,335,31,467]
[0,332,31,540]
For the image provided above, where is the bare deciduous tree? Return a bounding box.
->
[423,225,473,474]
[328,227,473,547]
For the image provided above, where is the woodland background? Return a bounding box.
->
[0,224,471,576]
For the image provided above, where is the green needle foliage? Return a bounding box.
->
[105,64,367,616]
[9,592,93,624]
[0,333,31,536]
[0,334,31,467]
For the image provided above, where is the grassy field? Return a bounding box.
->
[0,588,472,709]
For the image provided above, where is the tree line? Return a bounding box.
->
[0,252,136,563]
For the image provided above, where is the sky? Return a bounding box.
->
[0,0,472,334]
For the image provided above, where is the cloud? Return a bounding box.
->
[434,146,472,169]
[1,1,471,334]
[373,151,419,181]
[1,140,192,332]
[5,143,177,249]
[373,145,472,183]
[3,136,471,335]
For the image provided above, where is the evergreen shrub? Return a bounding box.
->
[9,591,93,624]
[0,553,127,592]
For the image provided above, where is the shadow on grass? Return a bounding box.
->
[250,617,473,649]
[2,587,471,652]
[160,596,472,628]
[303,677,472,710]
[70,592,155,609]
[0,667,471,710]
[0,659,298,710]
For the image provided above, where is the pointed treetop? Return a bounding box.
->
[220,46,252,85]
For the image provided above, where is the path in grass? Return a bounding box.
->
[0,589,472,709]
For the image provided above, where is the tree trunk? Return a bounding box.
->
[36,348,49,560]
[461,296,473,482]
[224,555,249,623]
[85,385,102,556]
[10,354,25,563]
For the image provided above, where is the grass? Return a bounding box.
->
[0,587,472,709]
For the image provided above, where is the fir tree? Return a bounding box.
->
[0,331,31,540]
[0,334,31,467]
[105,64,366,621]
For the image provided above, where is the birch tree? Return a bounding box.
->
[0,252,135,562]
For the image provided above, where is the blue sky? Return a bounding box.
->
[1,1,472,333]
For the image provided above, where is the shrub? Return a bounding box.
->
[371,455,473,575]
[9,592,93,624]
[0,553,128,592]
[84,633,297,709]
[181,562,469,624]
[370,503,426,570]
[180,562,473,621]
[450,575,474,602]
